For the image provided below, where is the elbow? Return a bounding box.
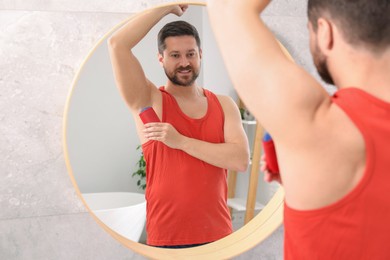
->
[232,153,250,172]
[107,36,124,50]
[235,163,249,173]
[240,148,251,172]
[107,36,117,49]
[239,158,250,172]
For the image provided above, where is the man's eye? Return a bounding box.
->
[171,54,179,58]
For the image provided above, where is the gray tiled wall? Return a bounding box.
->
[1,1,321,259]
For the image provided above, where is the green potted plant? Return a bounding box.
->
[132,145,146,190]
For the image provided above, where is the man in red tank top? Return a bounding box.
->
[209,0,390,259]
[108,5,250,247]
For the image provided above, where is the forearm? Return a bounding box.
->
[214,4,279,64]
[107,6,175,111]
[207,1,293,133]
[208,1,329,140]
[180,137,250,172]
[108,6,172,49]
[208,2,285,106]
[142,96,250,171]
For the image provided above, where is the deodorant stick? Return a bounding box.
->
[262,132,280,174]
[139,106,160,124]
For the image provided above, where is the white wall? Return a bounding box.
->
[201,8,237,98]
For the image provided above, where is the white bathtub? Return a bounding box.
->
[82,192,146,242]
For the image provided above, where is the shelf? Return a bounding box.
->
[227,198,265,212]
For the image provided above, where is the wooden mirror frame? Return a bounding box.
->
[63,1,293,259]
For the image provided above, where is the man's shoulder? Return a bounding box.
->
[200,88,238,110]
[215,94,236,106]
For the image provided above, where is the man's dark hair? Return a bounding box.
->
[308,0,390,51]
[157,20,201,54]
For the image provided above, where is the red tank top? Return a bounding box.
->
[142,87,233,246]
[284,88,390,259]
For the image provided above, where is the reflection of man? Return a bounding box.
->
[209,0,390,258]
[108,5,249,248]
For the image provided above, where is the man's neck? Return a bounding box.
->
[164,82,204,99]
[332,47,390,101]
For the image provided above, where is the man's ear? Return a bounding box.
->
[199,48,203,59]
[316,17,334,55]
[158,52,164,67]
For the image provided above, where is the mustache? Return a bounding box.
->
[176,66,193,72]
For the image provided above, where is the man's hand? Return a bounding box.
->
[143,122,186,149]
[261,154,282,184]
[170,4,189,17]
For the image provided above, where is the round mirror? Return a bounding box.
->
[64,2,291,259]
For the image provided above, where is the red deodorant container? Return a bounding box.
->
[139,106,160,124]
[262,132,280,174]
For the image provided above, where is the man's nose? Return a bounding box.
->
[179,56,190,67]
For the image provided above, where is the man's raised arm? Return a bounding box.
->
[107,5,187,112]
[207,1,330,143]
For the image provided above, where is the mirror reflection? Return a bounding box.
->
[65,4,279,247]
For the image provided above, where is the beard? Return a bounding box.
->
[313,44,335,85]
[164,65,200,87]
